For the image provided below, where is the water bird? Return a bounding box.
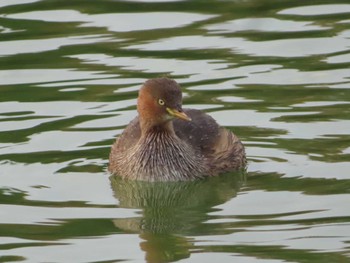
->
[109,78,245,181]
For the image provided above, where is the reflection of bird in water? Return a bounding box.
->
[109,78,246,181]
[111,172,244,262]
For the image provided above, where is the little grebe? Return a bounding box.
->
[109,78,246,181]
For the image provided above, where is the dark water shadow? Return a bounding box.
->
[110,173,244,262]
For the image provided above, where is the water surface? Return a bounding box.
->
[1,0,350,262]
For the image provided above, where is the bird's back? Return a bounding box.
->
[174,109,246,174]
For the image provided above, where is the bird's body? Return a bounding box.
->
[108,78,245,181]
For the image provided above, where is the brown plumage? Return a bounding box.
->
[108,78,246,181]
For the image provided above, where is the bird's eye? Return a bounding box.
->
[158,99,165,106]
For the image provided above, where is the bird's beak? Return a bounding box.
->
[166,108,191,121]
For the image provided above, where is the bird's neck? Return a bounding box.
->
[140,119,176,137]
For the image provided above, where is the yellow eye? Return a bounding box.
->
[158,99,165,106]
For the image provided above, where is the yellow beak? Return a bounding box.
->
[166,108,191,121]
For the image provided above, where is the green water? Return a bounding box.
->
[1,0,350,262]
